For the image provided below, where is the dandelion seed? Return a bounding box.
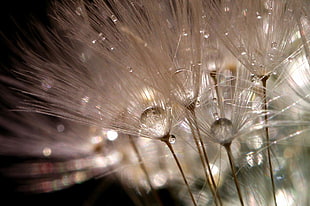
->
[1,0,310,205]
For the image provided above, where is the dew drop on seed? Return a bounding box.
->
[204,34,210,39]
[111,15,118,23]
[140,106,168,138]
[288,57,293,62]
[169,135,176,144]
[238,46,247,56]
[75,7,83,16]
[57,124,65,133]
[213,113,219,120]
[41,78,53,90]
[271,42,277,49]
[128,67,133,73]
[211,118,233,144]
[256,12,262,19]
[196,100,200,107]
[81,96,89,103]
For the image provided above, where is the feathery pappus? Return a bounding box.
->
[1,0,310,205]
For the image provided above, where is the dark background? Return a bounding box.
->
[0,1,177,205]
[0,1,136,205]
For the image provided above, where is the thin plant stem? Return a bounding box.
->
[162,136,198,206]
[261,76,277,206]
[224,144,244,206]
[129,135,164,206]
[187,106,223,206]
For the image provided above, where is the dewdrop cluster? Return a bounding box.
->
[1,0,310,205]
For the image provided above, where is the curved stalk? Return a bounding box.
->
[161,135,197,206]
[186,106,222,206]
[129,135,163,206]
[261,76,277,206]
[224,144,244,206]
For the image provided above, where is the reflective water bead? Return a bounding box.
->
[168,135,176,144]
[140,106,169,138]
[211,118,234,144]
[111,15,118,23]
[271,42,277,49]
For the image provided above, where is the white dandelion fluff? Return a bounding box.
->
[1,0,310,206]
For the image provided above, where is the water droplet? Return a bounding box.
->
[196,100,200,107]
[41,78,53,90]
[204,34,210,39]
[111,15,118,23]
[42,147,52,157]
[106,130,118,141]
[213,113,219,120]
[140,106,169,138]
[246,152,263,167]
[271,42,277,49]
[224,32,229,36]
[288,57,293,62]
[75,7,83,16]
[92,40,97,44]
[238,46,247,56]
[110,47,115,51]
[169,135,176,144]
[128,67,133,73]
[211,118,234,144]
[256,12,262,19]
[57,124,65,132]
[82,96,89,103]
[182,31,188,37]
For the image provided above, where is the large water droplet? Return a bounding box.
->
[140,106,169,138]
[210,118,234,144]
